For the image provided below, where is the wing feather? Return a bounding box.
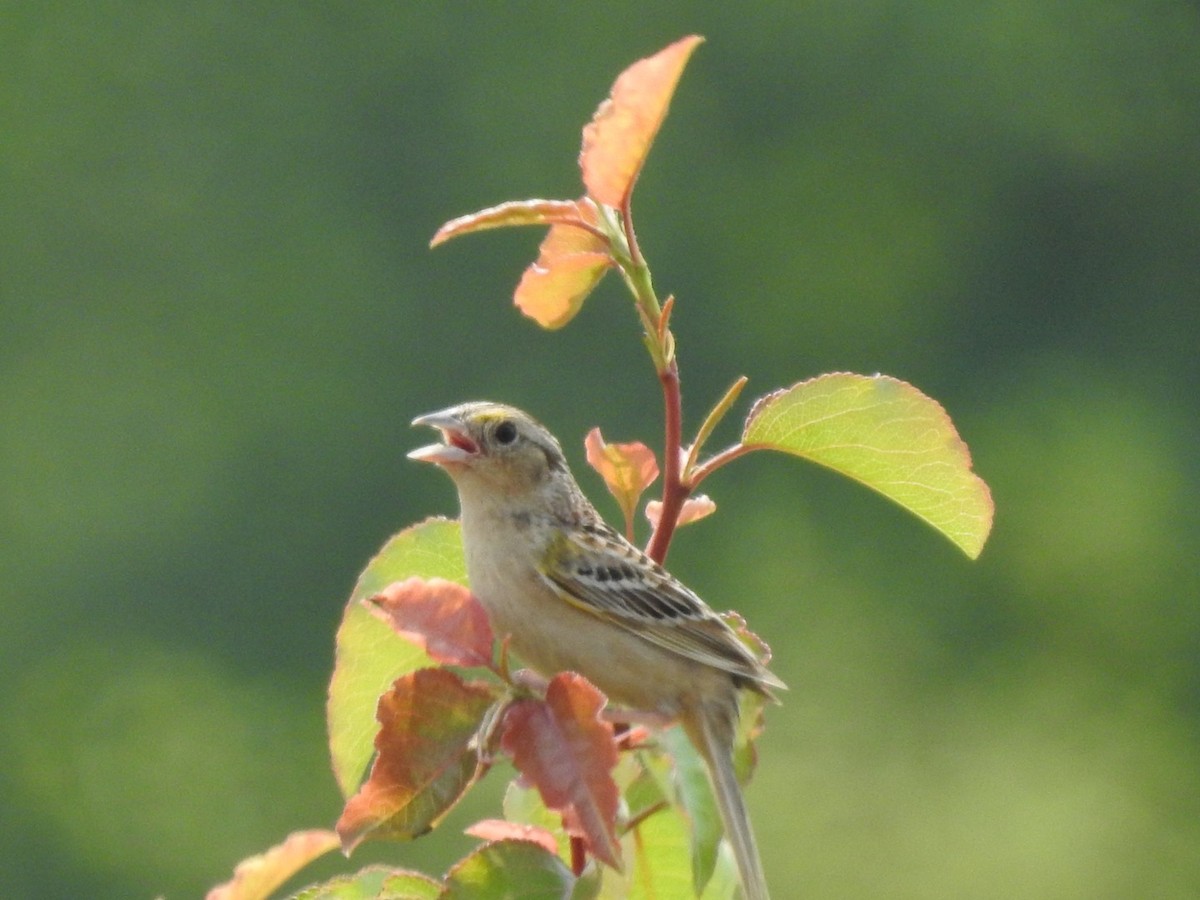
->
[539,523,779,688]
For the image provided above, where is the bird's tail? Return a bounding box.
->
[684,701,770,900]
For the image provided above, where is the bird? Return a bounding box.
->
[409,400,783,900]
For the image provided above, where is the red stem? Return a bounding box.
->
[688,442,756,489]
[647,361,685,563]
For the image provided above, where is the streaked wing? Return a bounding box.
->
[538,522,774,685]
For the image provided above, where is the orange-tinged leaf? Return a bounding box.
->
[465,819,560,856]
[514,248,611,330]
[430,198,592,248]
[328,518,467,799]
[645,494,716,529]
[500,673,622,870]
[367,577,494,669]
[336,668,497,852]
[743,373,995,558]
[580,35,705,207]
[205,829,340,900]
[514,201,612,329]
[585,427,659,527]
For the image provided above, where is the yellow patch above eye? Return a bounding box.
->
[473,409,517,425]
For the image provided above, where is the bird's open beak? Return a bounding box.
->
[408,409,479,467]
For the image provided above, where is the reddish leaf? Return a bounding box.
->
[645,494,716,530]
[580,35,705,207]
[337,669,497,852]
[514,199,612,329]
[585,428,659,527]
[367,577,494,669]
[465,819,560,856]
[205,829,340,900]
[500,673,622,870]
[430,198,591,248]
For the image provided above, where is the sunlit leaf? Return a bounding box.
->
[285,865,409,900]
[466,819,560,856]
[377,871,444,900]
[205,829,339,900]
[336,669,496,852]
[514,199,612,329]
[624,753,694,899]
[430,199,589,248]
[328,518,467,798]
[660,728,724,896]
[645,494,716,530]
[580,35,705,207]
[500,673,622,869]
[585,427,659,529]
[443,840,576,899]
[743,373,994,558]
[698,844,739,900]
[367,577,493,669]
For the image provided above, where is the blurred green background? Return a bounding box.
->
[3,4,1198,897]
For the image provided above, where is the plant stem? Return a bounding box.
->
[609,198,689,561]
[621,193,643,268]
[689,442,756,489]
[647,360,687,563]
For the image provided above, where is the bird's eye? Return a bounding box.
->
[494,420,518,445]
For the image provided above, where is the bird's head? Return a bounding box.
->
[409,401,568,496]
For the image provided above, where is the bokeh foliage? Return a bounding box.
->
[2,4,1198,897]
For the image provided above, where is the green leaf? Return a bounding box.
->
[743,373,994,558]
[286,865,403,900]
[660,727,723,896]
[378,871,444,900]
[327,518,468,798]
[443,840,576,899]
[624,755,693,899]
[699,844,739,900]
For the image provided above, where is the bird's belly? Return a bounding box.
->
[462,528,719,715]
